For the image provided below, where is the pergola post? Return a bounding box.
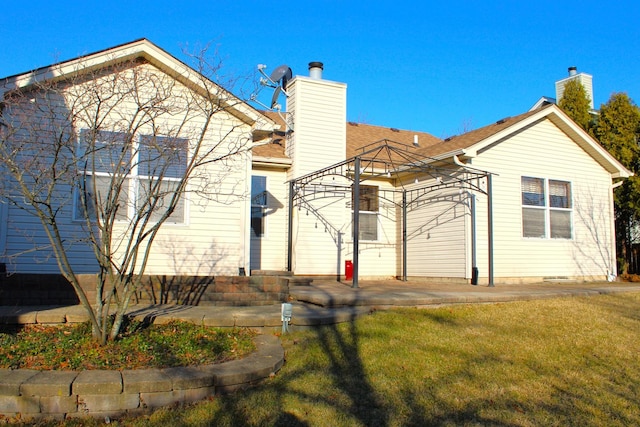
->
[487,174,495,287]
[352,157,360,288]
[402,191,407,281]
[284,141,492,288]
[287,180,294,273]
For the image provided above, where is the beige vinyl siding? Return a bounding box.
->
[292,188,347,275]
[98,65,252,276]
[249,168,289,272]
[347,180,398,278]
[110,123,251,277]
[286,76,346,180]
[405,184,468,278]
[472,117,614,282]
[1,91,101,274]
[2,62,254,277]
[291,178,398,277]
[4,196,98,274]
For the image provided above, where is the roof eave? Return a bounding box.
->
[424,148,471,163]
[252,156,292,169]
[464,105,632,178]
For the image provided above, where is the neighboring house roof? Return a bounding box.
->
[530,96,556,111]
[0,38,275,133]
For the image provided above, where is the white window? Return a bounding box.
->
[75,130,187,224]
[251,175,267,237]
[353,185,379,241]
[521,177,572,239]
[137,135,187,223]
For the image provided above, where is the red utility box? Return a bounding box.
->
[345,260,353,281]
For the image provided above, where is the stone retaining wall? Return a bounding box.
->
[0,334,284,421]
[0,274,290,306]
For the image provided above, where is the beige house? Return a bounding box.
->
[0,39,631,288]
[0,39,274,278]
[253,65,630,285]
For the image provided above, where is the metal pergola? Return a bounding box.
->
[287,140,495,287]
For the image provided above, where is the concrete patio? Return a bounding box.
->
[2,279,640,330]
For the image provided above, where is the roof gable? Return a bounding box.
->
[0,39,274,132]
[418,104,631,178]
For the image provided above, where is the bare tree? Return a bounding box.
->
[0,45,256,343]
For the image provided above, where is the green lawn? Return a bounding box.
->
[30,292,640,426]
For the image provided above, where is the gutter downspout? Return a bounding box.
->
[487,174,494,286]
[453,155,494,286]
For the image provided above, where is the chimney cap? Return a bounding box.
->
[568,66,577,76]
[308,61,324,79]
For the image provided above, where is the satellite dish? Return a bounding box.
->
[270,65,291,83]
[270,65,292,89]
[252,63,293,129]
[270,86,282,109]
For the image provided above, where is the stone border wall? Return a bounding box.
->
[0,274,290,306]
[0,334,283,421]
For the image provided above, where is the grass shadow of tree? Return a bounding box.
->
[110,295,640,426]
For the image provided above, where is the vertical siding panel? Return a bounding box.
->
[405,184,468,278]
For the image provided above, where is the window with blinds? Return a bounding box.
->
[352,185,379,241]
[521,177,572,239]
[75,130,188,223]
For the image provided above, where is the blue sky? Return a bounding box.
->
[2,1,638,138]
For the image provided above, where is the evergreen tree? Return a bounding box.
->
[558,78,593,131]
[594,93,640,274]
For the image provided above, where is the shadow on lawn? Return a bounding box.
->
[215,314,388,426]
[135,296,640,426]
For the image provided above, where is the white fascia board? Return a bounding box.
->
[465,104,632,178]
[423,148,470,163]
[547,106,632,178]
[252,156,292,169]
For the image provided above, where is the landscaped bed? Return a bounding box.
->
[0,320,256,371]
[29,291,637,427]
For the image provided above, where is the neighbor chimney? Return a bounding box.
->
[308,62,324,79]
[555,66,594,110]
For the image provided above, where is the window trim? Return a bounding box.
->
[251,175,268,238]
[521,176,573,240]
[352,185,379,242]
[74,130,188,225]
